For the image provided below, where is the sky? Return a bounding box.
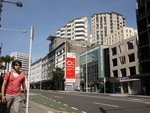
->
[0,0,137,62]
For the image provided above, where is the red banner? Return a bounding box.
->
[66,57,75,79]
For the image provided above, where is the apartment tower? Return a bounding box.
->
[105,27,137,45]
[56,16,89,42]
[91,12,126,44]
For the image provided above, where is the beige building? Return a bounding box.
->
[104,27,137,45]
[109,35,141,94]
[56,16,90,42]
[91,12,126,44]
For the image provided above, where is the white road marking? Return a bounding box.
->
[54,96,63,98]
[57,101,61,104]
[82,111,87,113]
[71,107,78,110]
[132,99,141,101]
[63,104,68,106]
[93,102,119,108]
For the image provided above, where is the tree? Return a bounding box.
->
[52,67,65,90]
[0,55,14,88]
[1,55,14,74]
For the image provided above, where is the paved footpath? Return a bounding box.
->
[19,100,64,113]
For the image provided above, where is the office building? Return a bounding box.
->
[135,0,150,95]
[109,35,140,94]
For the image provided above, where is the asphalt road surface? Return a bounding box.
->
[30,89,150,113]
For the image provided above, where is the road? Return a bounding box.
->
[30,89,150,113]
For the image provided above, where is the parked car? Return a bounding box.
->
[75,85,80,91]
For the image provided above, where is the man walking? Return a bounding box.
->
[1,60,27,113]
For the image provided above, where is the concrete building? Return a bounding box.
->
[109,35,141,94]
[104,27,137,45]
[91,12,126,44]
[56,16,90,42]
[30,36,94,91]
[30,58,42,89]
[135,0,150,95]
[47,36,94,90]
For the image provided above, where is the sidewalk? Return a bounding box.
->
[19,101,62,113]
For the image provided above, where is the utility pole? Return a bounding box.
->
[0,0,3,27]
[0,43,2,56]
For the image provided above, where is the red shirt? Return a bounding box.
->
[3,72,25,95]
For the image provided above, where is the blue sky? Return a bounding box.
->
[0,0,137,62]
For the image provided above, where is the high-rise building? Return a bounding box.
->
[91,12,126,44]
[136,0,150,95]
[10,52,29,76]
[105,27,137,45]
[56,16,90,42]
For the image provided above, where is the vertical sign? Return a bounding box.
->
[66,53,76,83]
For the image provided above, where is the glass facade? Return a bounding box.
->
[80,45,106,92]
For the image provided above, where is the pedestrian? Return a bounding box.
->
[1,60,27,113]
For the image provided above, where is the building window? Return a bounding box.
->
[113,70,118,77]
[129,66,136,75]
[127,40,134,50]
[112,58,117,66]
[120,68,126,77]
[128,53,135,62]
[119,56,126,64]
[112,47,117,55]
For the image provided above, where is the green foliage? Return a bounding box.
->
[0,55,14,87]
[52,67,65,82]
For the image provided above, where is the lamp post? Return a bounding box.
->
[0,27,27,33]
[2,0,22,7]
[0,43,2,57]
[0,0,23,26]
[86,51,88,93]
[26,26,34,113]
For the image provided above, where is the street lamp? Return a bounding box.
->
[0,0,23,26]
[0,27,27,33]
[26,26,34,113]
[0,43,2,56]
[2,0,22,7]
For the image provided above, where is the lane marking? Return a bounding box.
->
[71,107,78,110]
[82,111,87,113]
[57,101,61,104]
[54,96,63,98]
[93,102,119,108]
[64,104,68,106]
